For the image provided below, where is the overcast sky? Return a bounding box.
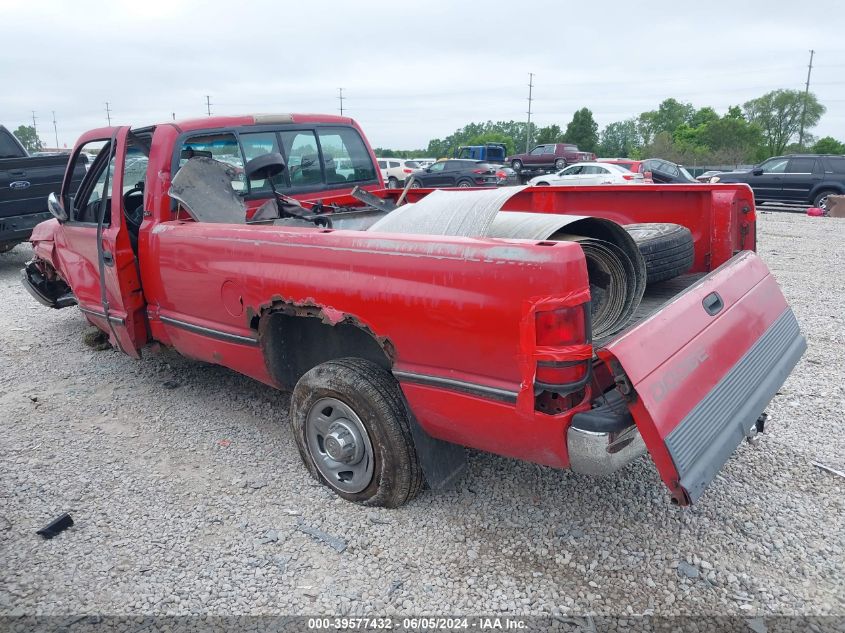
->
[2,0,843,150]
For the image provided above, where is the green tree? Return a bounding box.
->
[563,108,598,152]
[427,120,529,158]
[699,117,763,165]
[743,89,826,155]
[638,98,695,144]
[690,106,719,128]
[811,136,845,154]
[534,124,564,145]
[598,119,640,157]
[13,125,43,153]
[466,131,516,156]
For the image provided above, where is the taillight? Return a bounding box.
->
[403,168,413,173]
[536,306,585,347]
[535,306,590,389]
[622,174,634,180]
[496,170,507,179]
[472,169,487,174]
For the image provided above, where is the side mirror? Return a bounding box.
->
[47,192,68,222]
[424,167,431,172]
[752,168,763,176]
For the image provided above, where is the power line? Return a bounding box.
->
[52,111,59,148]
[205,95,212,116]
[338,87,345,116]
[798,49,815,148]
[105,101,112,126]
[525,72,534,153]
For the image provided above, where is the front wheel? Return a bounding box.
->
[289,358,423,508]
[511,159,523,172]
[554,159,566,170]
[411,179,424,188]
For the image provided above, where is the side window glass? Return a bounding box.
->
[543,145,556,154]
[378,160,387,169]
[281,130,322,187]
[429,162,445,173]
[178,133,245,191]
[66,140,106,218]
[73,144,115,224]
[761,158,788,173]
[240,132,286,193]
[530,146,545,155]
[828,157,845,174]
[787,158,815,173]
[316,127,378,184]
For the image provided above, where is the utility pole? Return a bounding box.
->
[205,95,212,116]
[172,112,176,121]
[31,110,38,139]
[105,101,112,126]
[338,88,345,116]
[525,73,534,153]
[52,111,59,148]
[798,49,815,149]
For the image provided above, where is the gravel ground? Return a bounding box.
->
[0,211,843,619]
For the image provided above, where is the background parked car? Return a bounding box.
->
[696,170,724,183]
[455,143,507,163]
[413,158,436,168]
[528,162,644,186]
[599,157,696,184]
[506,143,595,173]
[410,159,501,188]
[711,154,845,210]
[376,158,421,188]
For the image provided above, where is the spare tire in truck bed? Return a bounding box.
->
[624,223,694,284]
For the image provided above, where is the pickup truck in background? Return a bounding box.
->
[22,113,805,509]
[455,143,507,163]
[507,143,596,173]
[0,125,86,252]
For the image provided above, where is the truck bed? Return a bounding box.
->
[596,273,706,347]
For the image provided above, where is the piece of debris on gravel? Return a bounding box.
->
[1,213,843,617]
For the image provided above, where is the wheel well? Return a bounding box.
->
[258,308,393,390]
[811,186,840,201]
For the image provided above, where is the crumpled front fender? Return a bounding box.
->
[29,218,59,265]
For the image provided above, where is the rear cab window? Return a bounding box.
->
[173,123,378,200]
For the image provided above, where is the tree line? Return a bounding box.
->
[375,89,843,166]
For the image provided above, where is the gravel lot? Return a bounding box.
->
[1,211,843,619]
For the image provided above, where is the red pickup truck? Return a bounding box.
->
[22,113,805,508]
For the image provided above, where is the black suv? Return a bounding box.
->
[712,154,845,210]
[409,159,500,188]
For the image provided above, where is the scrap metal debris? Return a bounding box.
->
[36,513,73,539]
[296,519,347,553]
[812,462,845,479]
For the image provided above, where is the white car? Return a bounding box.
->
[376,158,422,188]
[528,162,644,186]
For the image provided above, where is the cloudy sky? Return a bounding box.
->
[2,0,843,150]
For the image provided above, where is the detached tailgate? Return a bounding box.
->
[597,252,805,504]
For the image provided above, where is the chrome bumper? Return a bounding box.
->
[567,424,646,477]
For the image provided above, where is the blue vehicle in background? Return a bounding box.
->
[455,143,507,164]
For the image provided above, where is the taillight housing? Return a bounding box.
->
[496,170,507,179]
[536,306,585,347]
[472,168,487,174]
[534,305,591,392]
[403,168,413,174]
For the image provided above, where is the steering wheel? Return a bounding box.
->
[123,182,145,231]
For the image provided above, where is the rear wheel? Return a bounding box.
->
[511,159,523,172]
[387,176,399,189]
[812,189,837,211]
[289,358,423,508]
[456,179,472,188]
[624,223,694,284]
[535,181,550,186]
[554,158,566,170]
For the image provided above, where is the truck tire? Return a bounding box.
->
[289,358,423,508]
[624,223,694,284]
[554,158,566,170]
[511,159,523,172]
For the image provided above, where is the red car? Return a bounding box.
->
[506,143,595,173]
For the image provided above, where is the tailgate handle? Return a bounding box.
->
[702,292,723,316]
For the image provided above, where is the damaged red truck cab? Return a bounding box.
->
[23,114,805,508]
